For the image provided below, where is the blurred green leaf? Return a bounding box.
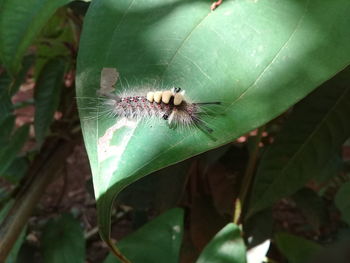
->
[249,68,350,216]
[42,214,85,263]
[34,57,66,144]
[196,223,246,263]
[103,208,184,263]
[335,181,350,225]
[76,0,350,246]
[34,9,75,79]
[10,55,35,95]
[275,232,322,263]
[0,125,29,176]
[0,0,70,74]
[0,55,34,130]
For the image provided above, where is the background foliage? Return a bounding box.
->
[0,0,350,262]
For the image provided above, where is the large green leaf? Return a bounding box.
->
[0,0,70,74]
[249,68,350,216]
[196,223,246,263]
[76,0,350,251]
[103,208,184,263]
[34,57,66,144]
[41,214,85,263]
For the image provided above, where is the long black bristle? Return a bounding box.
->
[196,102,221,105]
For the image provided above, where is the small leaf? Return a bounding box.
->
[103,208,184,263]
[34,57,66,144]
[249,68,350,216]
[275,232,322,263]
[0,125,29,175]
[196,223,247,263]
[41,214,85,263]
[335,181,350,225]
[0,0,71,74]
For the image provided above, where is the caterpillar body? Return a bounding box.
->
[99,87,220,133]
[83,68,221,133]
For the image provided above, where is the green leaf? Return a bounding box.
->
[275,232,322,263]
[42,214,85,263]
[10,55,36,95]
[196,223,246,263]
[0,55,34,125]
[34,57,66,144]
[103,208,184,263]
[76,0,350,247]
[335,181,350,225]
[34,9,75,79]
[0,125,29,176]
[249,68,350,216]
[0,0,70,74]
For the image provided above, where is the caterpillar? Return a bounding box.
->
[82,68,221,133]
[98,87,220,133]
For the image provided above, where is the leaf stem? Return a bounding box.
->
[234,125,265,224]
[106,239,131,263]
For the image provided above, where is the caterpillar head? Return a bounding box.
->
[171,87,185,105]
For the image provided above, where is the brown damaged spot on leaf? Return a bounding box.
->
[99,67,119,95]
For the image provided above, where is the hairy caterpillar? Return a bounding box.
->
[82,68,221,133]
[99,87,220,133]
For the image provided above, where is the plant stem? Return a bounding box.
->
[0,138,75,262]
[107,239,132,263]
[234,125,265,224]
